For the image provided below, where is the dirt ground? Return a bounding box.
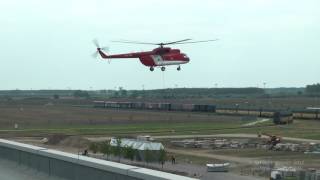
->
[7,132,320,180]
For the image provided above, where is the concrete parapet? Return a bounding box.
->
[0,139,197,180]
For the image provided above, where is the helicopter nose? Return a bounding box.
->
[183,54,190,61]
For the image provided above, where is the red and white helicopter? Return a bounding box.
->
[92,39,217,71]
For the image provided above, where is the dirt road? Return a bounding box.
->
[166,148,256,165]
[153,133,320,143]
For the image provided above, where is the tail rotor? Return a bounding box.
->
[92,39,109,59]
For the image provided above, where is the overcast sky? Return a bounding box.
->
[0,0,319,90]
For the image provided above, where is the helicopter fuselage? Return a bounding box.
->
[98,47,190,70]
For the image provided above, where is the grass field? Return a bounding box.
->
[0,121,245,136]
[0,99,319,140]
[0,110,319,140]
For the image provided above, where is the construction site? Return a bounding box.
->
[0,95,319,180]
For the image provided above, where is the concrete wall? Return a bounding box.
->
[0,139,197,180]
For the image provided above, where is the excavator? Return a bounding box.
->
[258,132,282,150]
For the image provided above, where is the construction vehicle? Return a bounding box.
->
[259,132,282,150]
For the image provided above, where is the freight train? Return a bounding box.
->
[93,101,319,121]
[215,107,319,120]
[93,101,216,112]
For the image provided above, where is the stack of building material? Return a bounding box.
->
[274,143,300,151]
[270,167,297,179]
[212,139,229,149]
[206,163,230,172]
[306,143,320,154]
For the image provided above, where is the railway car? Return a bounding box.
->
[118,102,133,109]
[145,103,159,110]
[193,104,216,112]
[207,105,216,112]
[105,101,120,108]
[293,108,319,119]
[158,103,171,111]
[93,101,105,108]
[171,103,183,111]
[182,104,195,111]
[260,110,274,118]
[131,102,145,109]
[193,104,208,112]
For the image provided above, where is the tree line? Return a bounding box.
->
[306,83,320,95]
[127,87,265,99]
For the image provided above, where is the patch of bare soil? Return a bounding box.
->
[59,136,90,148]
[45,134,89,148]
[45,134,69,145]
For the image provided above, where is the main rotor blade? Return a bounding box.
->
[162,39,192,45]
[173,39,219,44]
[111,38,217,46]
[112,39,192,45]
[111,40,158,45]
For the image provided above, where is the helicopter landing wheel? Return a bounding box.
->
[177,66,181,71]
[161,67,165,71]
[150,67,154,71]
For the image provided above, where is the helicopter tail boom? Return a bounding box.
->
[97,48,108,58]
